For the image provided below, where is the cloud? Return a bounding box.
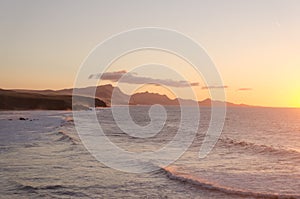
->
[202,86,228,90]
[88,70,127,81]
[89,70,199,87]
[237,88,252,91]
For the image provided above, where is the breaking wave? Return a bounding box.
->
[161,167,300,199]
[220,137,300,157]
[55,131,78,145]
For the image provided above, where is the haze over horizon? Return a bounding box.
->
[1,0,300,107]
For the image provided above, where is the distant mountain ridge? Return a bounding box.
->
[9,84,251,108]
[129,92,250,107]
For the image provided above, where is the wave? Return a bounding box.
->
[62,116,74,123]
[162,167,300,199]
[55,131,78,145]
[18,184,67,191]
[15,182,88,197]
[50,115,78,145]
[220,137,300,157]
[0,146,13,154]
[24,143,39,148]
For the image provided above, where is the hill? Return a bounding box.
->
[15,84,128,106]
[128,92,250,107]
[129,92,179,105]
[0,89,106,110]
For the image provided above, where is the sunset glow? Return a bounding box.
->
[0,1,300,107]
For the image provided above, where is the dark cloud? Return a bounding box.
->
[88,70,127,81]
[237,88,252,91]
[89,70,199,87]
[202,86,228,90]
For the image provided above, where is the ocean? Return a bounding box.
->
[0,107,299,198]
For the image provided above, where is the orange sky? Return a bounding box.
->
[0,1,299,107]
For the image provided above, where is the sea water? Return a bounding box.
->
[0,107,299,198]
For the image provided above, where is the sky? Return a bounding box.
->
[0,0,300,107]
